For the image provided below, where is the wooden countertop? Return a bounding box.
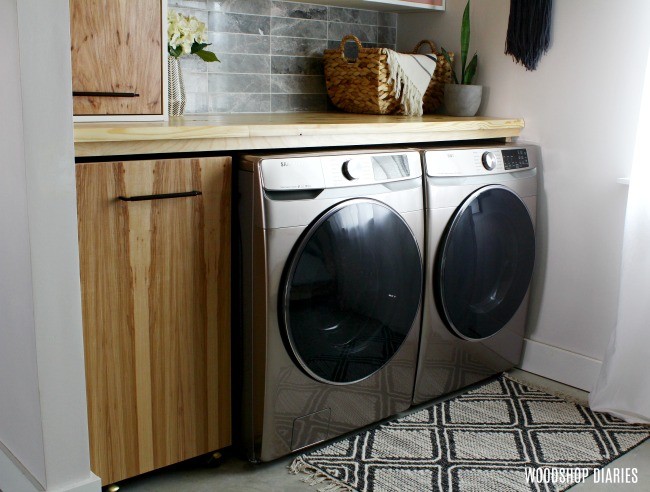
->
[74,112,525,158]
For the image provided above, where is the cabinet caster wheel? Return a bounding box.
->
[205,450,223,467]
[107,485,120,492]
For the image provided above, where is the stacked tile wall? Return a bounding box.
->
[168,0,397,113]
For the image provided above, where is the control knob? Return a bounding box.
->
[482,151,498,171]
[342,159,365,181]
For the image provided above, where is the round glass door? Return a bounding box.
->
[280,199,422,385]
[437,185,535,340]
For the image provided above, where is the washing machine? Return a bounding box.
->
[238,148,424,462]
[412,144,539,405]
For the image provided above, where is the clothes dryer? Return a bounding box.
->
[413,144,538,404]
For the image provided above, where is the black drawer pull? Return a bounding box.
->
[118,191,202,202]
[73,91,140,97]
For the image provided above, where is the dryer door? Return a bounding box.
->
[436,185,535,340]
[280,198,422,385]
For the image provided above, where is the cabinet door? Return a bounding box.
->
[76,157,231,484]
[70,0,163,115]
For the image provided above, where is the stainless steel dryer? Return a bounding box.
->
[239,149,424,462]
[413,144,539,404]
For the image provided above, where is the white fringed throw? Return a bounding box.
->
[384,51,437,116]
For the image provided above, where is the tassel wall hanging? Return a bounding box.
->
[505,0,553,70]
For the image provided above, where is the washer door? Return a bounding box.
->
[436,185,535,340]
[280,199,422,385]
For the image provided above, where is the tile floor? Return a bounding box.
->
[118,369,650,491]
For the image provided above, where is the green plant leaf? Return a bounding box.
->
[441,47,459,84]
[460,0,470,84]
[195,49,219,63]
[463,52,478,85]
[168,45,182,58]
[191,42,210,54]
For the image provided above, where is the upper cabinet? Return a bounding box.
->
[70,0,166,120]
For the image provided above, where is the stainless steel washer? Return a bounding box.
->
[239,149,424,461]
[413,144,539,404]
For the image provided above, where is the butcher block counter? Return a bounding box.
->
[73,112,525,157]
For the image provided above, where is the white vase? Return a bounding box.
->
[168,56,186,116]
[443,84,483,117]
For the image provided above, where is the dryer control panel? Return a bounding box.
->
[502,148,531,170]
[424,145,537,178]
[259,151,422,191]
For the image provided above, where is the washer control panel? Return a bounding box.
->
[260,151,422,191]
[425,146,536,177]
[502,148,530,170]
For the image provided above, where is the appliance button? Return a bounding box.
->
[342,159,364,180]
[482,151,498,171]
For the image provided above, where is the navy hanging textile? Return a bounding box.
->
[505,0,553,71]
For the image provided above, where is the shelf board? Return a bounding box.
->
[305,0,445,12]
[74,112,524,158]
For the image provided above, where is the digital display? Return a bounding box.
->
[502,149,529,170]
[371,154,410,180]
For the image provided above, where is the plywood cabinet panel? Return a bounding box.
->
[70,0,163,115]
[76,157,231,484]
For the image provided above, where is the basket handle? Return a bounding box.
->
[412,40,438,54]
[339,34,364,62]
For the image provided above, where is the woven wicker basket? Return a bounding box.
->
[412,40,454,114]
[323,35,454,115]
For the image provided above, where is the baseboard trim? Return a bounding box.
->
[0,446,43,492]
[0,443,100,492]
[0,440,44,491]
[47,474,101,492]
[518,338,602,392]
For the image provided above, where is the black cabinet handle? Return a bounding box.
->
[73,91,140,97]
[118,191,202,202]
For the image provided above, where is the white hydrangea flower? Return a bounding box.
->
[167,9,215,60]
[167,11,184,50]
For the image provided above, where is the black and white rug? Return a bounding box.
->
[290,374,649,492]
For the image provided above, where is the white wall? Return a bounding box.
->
[1,0,101,491]
[399,0,650,390]
[0,0,47,487]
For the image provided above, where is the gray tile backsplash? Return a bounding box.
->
[271,56,323,76]
[209,73,270,93]
[209,12,271,35]
[168,0,398,113]
[209,32,270,54]
[271,1,327,20]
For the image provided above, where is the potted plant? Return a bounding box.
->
[167,10,219,116]
[441,0,481,117]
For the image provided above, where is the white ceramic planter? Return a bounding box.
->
[444,84,482,117]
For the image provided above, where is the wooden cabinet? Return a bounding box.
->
[76,157,231,485]
[70,0,165,117]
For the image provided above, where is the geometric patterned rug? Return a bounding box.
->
[290,374,649,492]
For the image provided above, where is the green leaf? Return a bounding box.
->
[441,47,459,84]
[460,0,470,84]
[168,45,182,58]
[463,52,478,85]
[195,49,219,63]
[191,42,210,54]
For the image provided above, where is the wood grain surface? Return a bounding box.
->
[76,157,231,484]
[73,113,524,157]
[70,0,163,115]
